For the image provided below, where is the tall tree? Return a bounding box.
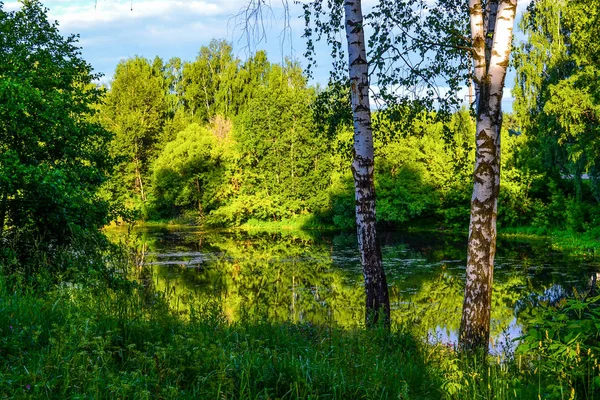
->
[100,57,167,209]
[180,40,240,122]
[343,0,390,326]
[459,0,518,351]
[514,0,600,205]
[233,61,331,222]
[0,0,112,273]
[238,0,391,326]
[301,0,471,327]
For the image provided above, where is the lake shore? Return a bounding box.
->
[104,216,600,259]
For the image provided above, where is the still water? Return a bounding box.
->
[107,227,600,352]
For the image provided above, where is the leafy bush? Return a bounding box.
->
[0,1,113,278]
[517,293,600,398]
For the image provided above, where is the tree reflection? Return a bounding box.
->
[108,227,599,348]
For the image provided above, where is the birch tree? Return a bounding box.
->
[344,0,390,326]
[459,0,518,351]
[299,0,469,327]
[241,0,518,338]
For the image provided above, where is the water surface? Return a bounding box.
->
[107,227,600,352]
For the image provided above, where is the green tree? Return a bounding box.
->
[151,123,228,219]
[513,0,600,229]
[222,62,331,224]
[100,57,168,212]
[374,111,474,227]
[233,51,270,114]
[180,40,240,122]
[0,1,112,273]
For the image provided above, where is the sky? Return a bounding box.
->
[6,0,529,111]
[6,0,315,83]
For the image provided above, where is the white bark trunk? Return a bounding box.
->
[460,0,517,351]
[344,0,390,327]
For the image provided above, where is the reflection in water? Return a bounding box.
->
[106,227,599,351]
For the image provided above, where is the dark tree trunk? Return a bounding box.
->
[0,191,7,235]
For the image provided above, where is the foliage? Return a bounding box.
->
[517,294,600,399]
[150,123,228,220]
[193,61,332,226]
[374,110,474,228]
[0,0,113,277]
[86,9,600,236]
[180,40,240,122]
[512,0,600,234]
[8,0,600,269]
[99,56,168,215]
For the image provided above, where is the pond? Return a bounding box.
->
[106,227,600,353]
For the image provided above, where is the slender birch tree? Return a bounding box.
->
[459,0,518,351]
[344,0,390,326]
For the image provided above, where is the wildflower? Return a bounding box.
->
[26,384,31,390]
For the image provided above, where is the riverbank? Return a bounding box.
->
[3,273,597,399]
[0,275,436,398]
[500,226,600,257]
[105,216,600,259]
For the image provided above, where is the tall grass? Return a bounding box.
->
[499,226,600,257]
[1,261,599,398]
[0,274,441,398]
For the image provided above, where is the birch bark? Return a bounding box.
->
[344,0,390,327]
[459,0,518,351]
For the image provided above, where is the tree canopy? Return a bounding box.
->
[0,0,113,276]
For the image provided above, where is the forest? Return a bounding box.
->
[90,39,600,237]
[1,0,600,398]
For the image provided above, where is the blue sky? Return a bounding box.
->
[7,0,318,83]
[7,0,527,111]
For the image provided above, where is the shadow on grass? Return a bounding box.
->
[0,273,442,399]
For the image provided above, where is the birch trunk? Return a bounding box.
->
[344,0,390,327]
[459,0,517,351]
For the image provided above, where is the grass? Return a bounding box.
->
[27,220,600,399]
[239,215,338,232]
[499,226,600,257]
[1,268,599,399]
[0,276,438,399]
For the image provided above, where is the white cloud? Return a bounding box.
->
[21,0,262,77]
[50,0,241,30]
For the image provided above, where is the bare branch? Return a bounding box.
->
[232,0,292,56]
